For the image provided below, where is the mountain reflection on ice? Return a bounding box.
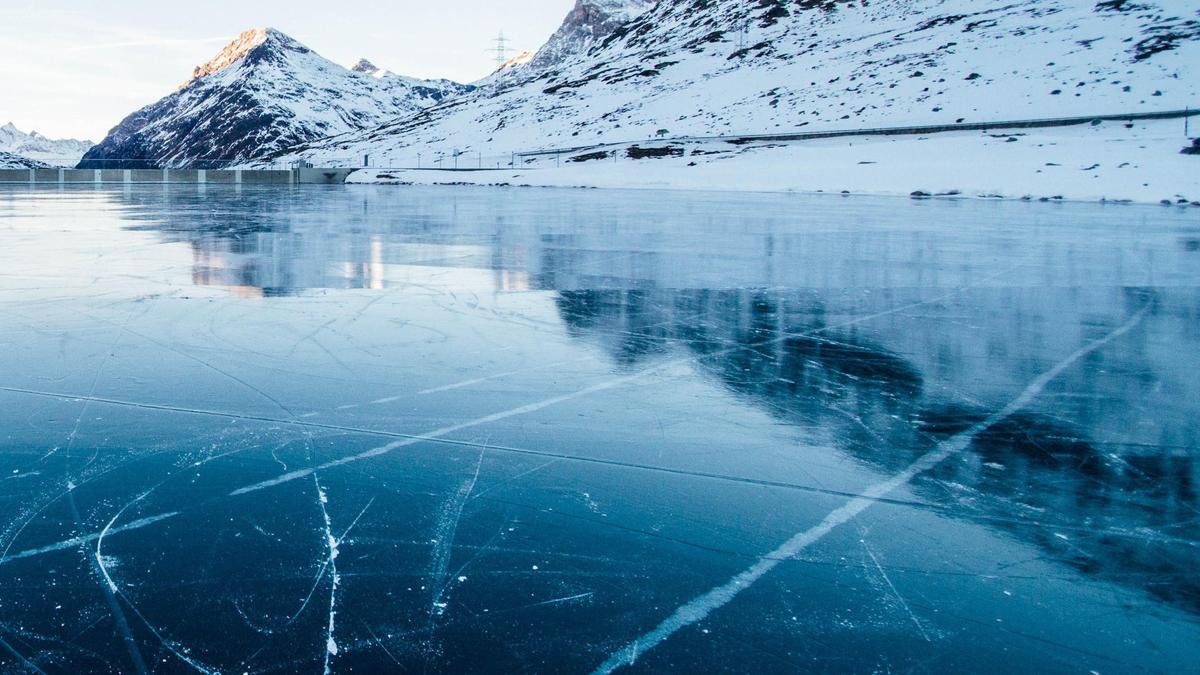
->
[0,185,1197,673]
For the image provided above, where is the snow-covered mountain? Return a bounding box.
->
[0,123,93,167]
[0,151,50,170]
[79,28,473,169]
[281,0,1197,166]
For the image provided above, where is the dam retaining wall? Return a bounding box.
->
[0,168,356,185]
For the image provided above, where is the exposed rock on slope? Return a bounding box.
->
[80,28,472,169]
[477,0,656,89]
[0,150,51,170]
[526,0,658,74]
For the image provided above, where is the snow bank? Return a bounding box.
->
[347,118,1199,205]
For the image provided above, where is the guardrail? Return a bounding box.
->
[294,108,1200,171]
[6,159,316,170]
[513,107,1199,159]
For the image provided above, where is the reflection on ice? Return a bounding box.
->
[556,287,1199,616]
[0,185,1197,673]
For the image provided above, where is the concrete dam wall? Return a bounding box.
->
[0,168,356,185]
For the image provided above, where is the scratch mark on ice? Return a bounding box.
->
[362,620,402,666]
[67,491,148,675]
[526,591,595,609]
[0,513,180,566]
[416,357,580,396]
[860,534,930,642]
[429,452,485,619]
[421,451,485,667]
[96,490,216,674]
[0,633,48,675]
[339,497,375,547]
[314,476,340,675]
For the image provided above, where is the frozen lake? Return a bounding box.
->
[0,185,1197,673]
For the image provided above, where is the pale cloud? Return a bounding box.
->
[63,37,233,53]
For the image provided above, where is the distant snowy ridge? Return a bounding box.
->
[0,151,51,170]
[0,123,93,167]
[351,58,433,81]
[279,0,1197,166]
[351,58,390,78]
[80,28,473,169]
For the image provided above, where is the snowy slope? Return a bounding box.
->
[281,0,1198,166]
[348,117,1200,205]
[0,151,51,170]
[0,123,93,167]
[80,28,472,169]
[494,51,536,75]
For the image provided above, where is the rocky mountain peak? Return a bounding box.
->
[180,27,302,89]
[527,0,657,73]
[81,28,472,169]
[351,58,396,78]
[352,58,379,74]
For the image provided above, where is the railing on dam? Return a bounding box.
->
[0,168,357,185]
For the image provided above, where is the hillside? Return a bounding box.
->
[79,28,472,169]
[280,0,1197,166]
[0,150,51,170]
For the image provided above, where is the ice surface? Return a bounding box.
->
[0,184,1198,673]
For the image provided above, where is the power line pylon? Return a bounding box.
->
[492,31,512,67]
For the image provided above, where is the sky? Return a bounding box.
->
[0,0,574,141]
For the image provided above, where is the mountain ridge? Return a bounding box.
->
[0,150,51,170]
[80,28,472,169]
[0,123,94,167]
[279,0,1198,166]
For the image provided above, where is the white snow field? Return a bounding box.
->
[0,151,49,170]
[347,117,1198,204]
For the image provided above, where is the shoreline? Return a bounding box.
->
[345,118,1199,207]
[343,175,1200,208]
